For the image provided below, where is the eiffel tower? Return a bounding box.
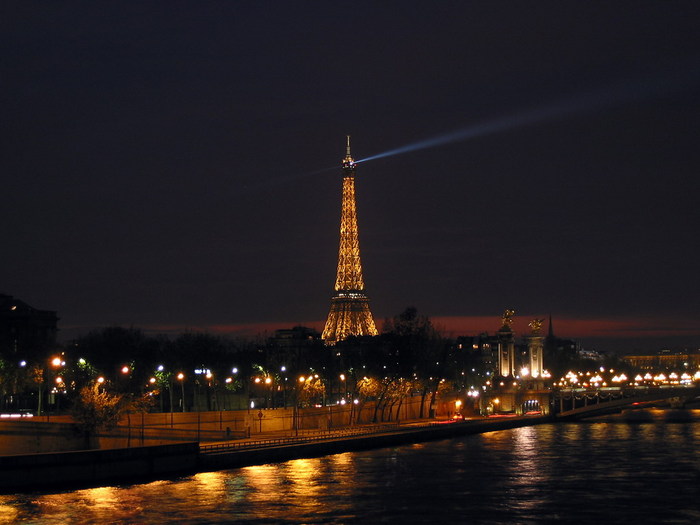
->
[322,137,379,344]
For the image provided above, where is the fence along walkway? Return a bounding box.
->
[199,422,413,454]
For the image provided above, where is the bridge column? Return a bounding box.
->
[497,324,515,377]
[525,333,544,379]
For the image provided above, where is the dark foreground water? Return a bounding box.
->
[2,415,699,524]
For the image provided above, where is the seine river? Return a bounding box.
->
[1,413,699,524]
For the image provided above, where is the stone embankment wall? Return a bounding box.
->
[0,394,465,454]
[0,415,547,492]
[0,442,199,492]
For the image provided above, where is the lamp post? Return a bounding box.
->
[339,373,346,403]
[177,373,185,412]
[205,371,214,411]
[281,366,287,407]
[54,376,64,413]
[296,375,305,435]
[49,356,63,414]
[265,376,273,408]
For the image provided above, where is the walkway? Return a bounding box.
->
[200,418,447,454]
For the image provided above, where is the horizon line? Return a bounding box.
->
[58,314,700,346]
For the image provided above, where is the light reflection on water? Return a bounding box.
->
[1,420,699,524]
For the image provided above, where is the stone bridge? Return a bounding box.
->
[554,385,700,420]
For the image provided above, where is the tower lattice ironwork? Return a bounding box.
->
[322,136,378,344]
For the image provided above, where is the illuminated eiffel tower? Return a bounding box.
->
[322,136,379,344]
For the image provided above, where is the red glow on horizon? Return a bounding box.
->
[60,315,699,345]
[122,314,700,340]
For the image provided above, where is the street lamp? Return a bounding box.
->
[54,376,65,412]
[264,376,273,408]
[281,366,288,407]
[177,373,185,412]
[46,356,64,414]
[339,373,346,402]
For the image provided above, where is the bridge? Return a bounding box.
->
[553,385,700,420]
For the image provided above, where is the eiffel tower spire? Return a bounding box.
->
[322,136,378,344]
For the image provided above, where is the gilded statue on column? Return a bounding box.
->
[529,318,544,335]
[501,309,515,328]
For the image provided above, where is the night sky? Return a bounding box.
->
[3,2,700,352]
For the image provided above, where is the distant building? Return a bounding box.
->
[0,294,59,361]
[544,314,580,358]
[454,333,497,376]
[266,326,323,370]
[270,326,321,346]
[621,349,700,371]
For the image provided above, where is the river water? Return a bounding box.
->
[1,413,699,524]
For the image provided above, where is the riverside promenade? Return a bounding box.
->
[197,415,549,471]
[0,415,549,493]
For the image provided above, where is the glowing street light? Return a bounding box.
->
[339,373,347,401]
[177,372,186,412]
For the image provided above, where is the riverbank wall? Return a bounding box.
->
[0,442,199,492]
[0,416,548,493]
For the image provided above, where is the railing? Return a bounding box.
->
[554,384,700,419]
[200,422,413,454]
